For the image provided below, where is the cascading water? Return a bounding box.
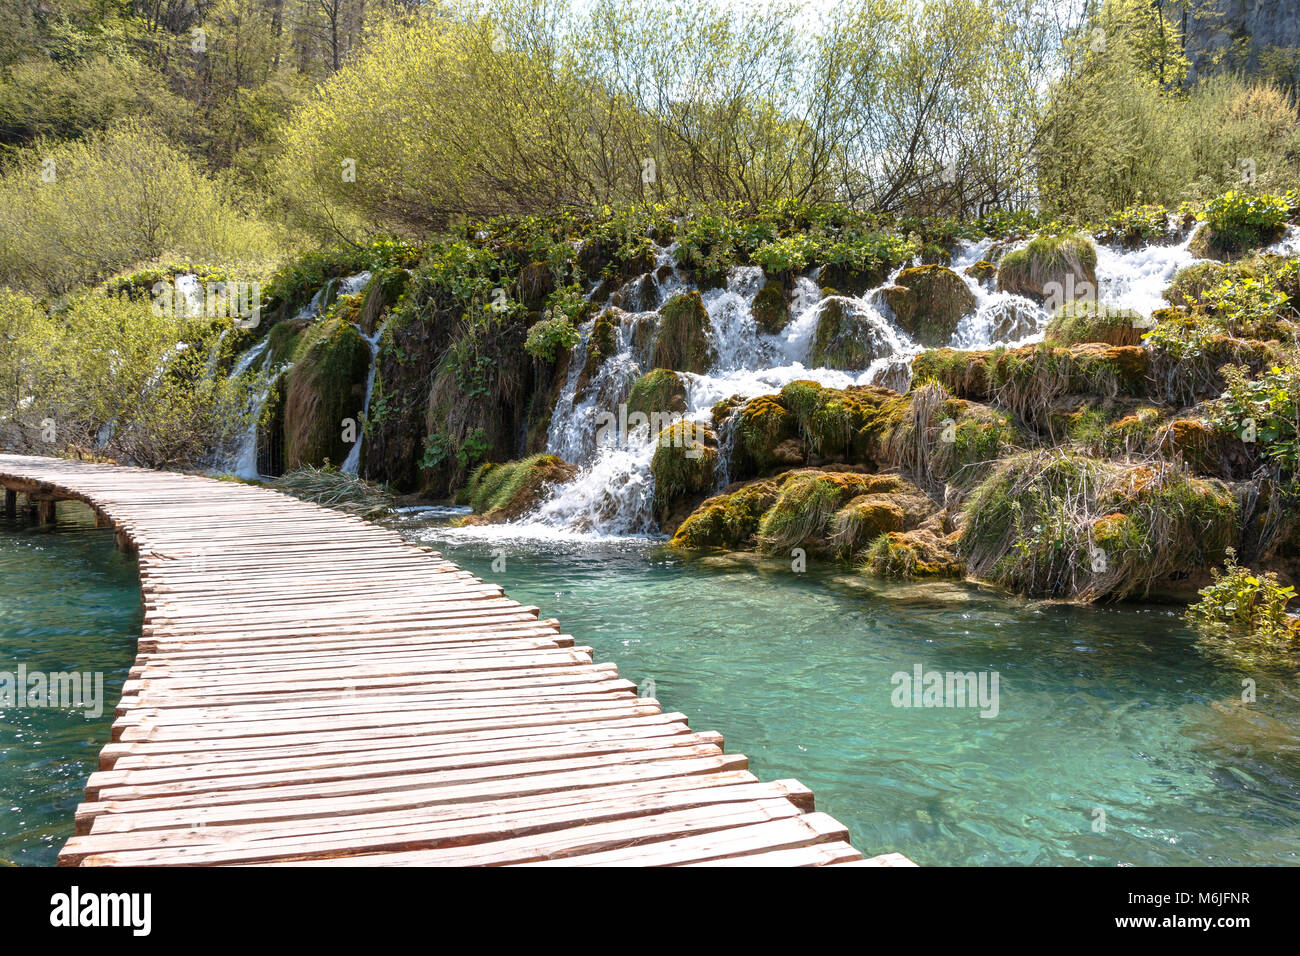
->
[493,224,1211,539]
[340,318,390,476]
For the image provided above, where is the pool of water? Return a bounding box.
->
[0,502,140,866]
[391,513,1300,866]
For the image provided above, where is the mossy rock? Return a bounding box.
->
[359,268,410,334]
[1046,300,1144,347]
[818,262,889,298]
[462,454,578,523]
[829,495,905,557]
[965,260,997,282]
[282,318,371,470]
[811,297,895,370]
[576,309,619,394]
[959,451,1238,601]
[883,265,976,346]
[627,368,687,420]
[262,318,310,369]
[577,237,618,279]
[731,395,801,474]
[861,529,963,579]
[669,477,785,551]
[611,273,657,313]
[650,422,718,527]
[756,470,879,556]
[517,262,555,312]
[752,280,791,335]
[652,292,715,373]
[910,349,992,401]
[1164,261,1225,308]
[996,234,1098,305]
[1188,222,1286,261]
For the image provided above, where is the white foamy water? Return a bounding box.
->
[1094,231,1201,317]
[341,318,389,476]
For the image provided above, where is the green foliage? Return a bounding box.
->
[0,288,257,468]
[1212,362,1300,474]
[1186,550,1299,663]
[1196,190,1292,257]
[1093,203,1175,248]
[524,315,581,362]
[0,122,286,295]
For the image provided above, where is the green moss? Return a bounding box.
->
[959,451,1239,601]
[861,530,963,579]
[756,471,874,554]
[751,280,790,335]
[359,267,410,333]
[811,297,890,370]
[830,495,905,557]
[652,292,715,373]
[996,234,1098,304]
[965,260,997,282]
[464,453,578,521]
[1046,300,1143,347]
[669,477,784,550]
[883,265,976,346]
[282,318,371,469]
[650,422,718,523]
[732,395,800,475]
[627,368,687,420]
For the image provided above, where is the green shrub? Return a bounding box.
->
[524,315,582,362]
[1186,551,1298,665]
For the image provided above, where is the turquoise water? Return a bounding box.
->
[393,514,1300,866]
[0,502,139,866]
[3,498,1297,866]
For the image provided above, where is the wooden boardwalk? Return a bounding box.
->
[0,453,913,867]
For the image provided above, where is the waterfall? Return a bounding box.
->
[340,318,389,476]
[222,339,274,479]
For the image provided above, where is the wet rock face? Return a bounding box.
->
[882,266,976,347]
[652,291,715,374]
[751,280,791,335]
[282,318,371,470]
[811,297,897,370]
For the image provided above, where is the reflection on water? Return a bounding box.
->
[390,510,1300,866]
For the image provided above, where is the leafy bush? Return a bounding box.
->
[1186,550,1298,655]
[1212,362,1300,474]
[524,315,582,362]
[1196,190,1291,256]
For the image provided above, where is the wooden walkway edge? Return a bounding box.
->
[0,453,915,867]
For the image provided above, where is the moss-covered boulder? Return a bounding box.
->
[575,309,619,394]
[756,470,879,555]
[959,451,1239,601]
[818,261,890,298]
[652,292,714,373]
[730,395,801,474]
[669,477,785,550]
[882,265,976,346]
[359,268,410,334]
[627,368,687,420]
[1046,300,1144,347]
[996,234,1098,305]
[752,280,791,334]
[262,317,309,368]
[462,454,578,524]
[282,319,372,470]
[828,474,936,558]
[861,528,963,579]
[811,297,896,370]
[965,260,997,283]
[650,422,718,528]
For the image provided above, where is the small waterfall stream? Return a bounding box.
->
[508,226,1208,537]
[340,318,390,476]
